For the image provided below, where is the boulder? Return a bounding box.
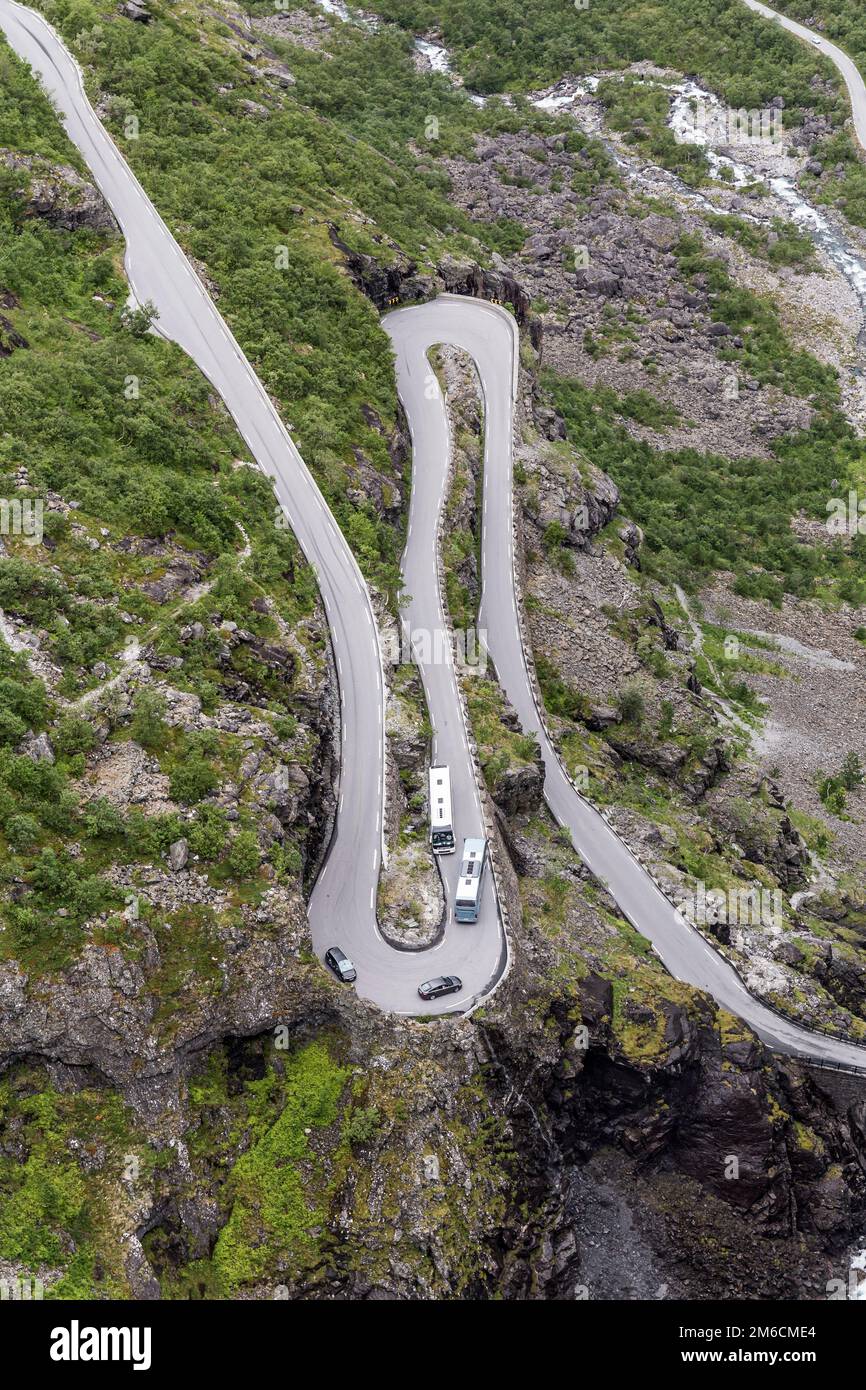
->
[17,731,54,765]
[0,312,28,358]
[639,213,679,251]
[168,839,189,873]
[492,761,544,818]
[572,265,622,297]
[119,2,151,21]
[586,704,620,732]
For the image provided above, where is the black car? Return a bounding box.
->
[418,975,462,1000]
[325,947,357,983]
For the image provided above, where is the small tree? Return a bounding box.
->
[344,1106,382,1149]
[131,690,168,751]
[170,756,218,806]
[227,829,261,879]
[617,684,645,725]
[121,300,158,338]
[839,752,864,792]
[55,714,96,757]
[84,796,126,840]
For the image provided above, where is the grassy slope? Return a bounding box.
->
[23,0,570,592]
[0,43,328,975]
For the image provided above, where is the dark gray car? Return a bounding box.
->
[325,947,357,983]
[418,975,462,1000]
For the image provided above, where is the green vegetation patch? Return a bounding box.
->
[211,1040,350,1293]
[0,1067,150,1298]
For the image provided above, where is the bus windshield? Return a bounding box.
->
[428,765,454,854]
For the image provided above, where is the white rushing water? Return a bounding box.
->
[669,80,866,325]
[312,3,491,103]
[669,81,757,188]
[414,37,451,75]
[532,75,600,113]
[313,0,378,30]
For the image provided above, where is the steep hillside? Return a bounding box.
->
[1,0,866,1303]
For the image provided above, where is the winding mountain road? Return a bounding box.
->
[0,0,504,1017]
[743,0,866,153]
[4,0,866,1060]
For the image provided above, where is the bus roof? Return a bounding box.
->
[461,837,486,860]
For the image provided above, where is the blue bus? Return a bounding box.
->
[455,837,487,923]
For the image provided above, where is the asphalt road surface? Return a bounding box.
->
[387,298,866,1070]
[4,0,866,1060]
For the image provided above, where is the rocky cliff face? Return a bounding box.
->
[1,149,118,232]
[6,821,864,1302]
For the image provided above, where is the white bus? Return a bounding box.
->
[455,837,487,923]
[428,765,455,854]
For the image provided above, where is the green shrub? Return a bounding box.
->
[169,757,219,806]
[130,691,168,752]
[227,830,261,879]
[617,685,646,725]
[55,715,96,757]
